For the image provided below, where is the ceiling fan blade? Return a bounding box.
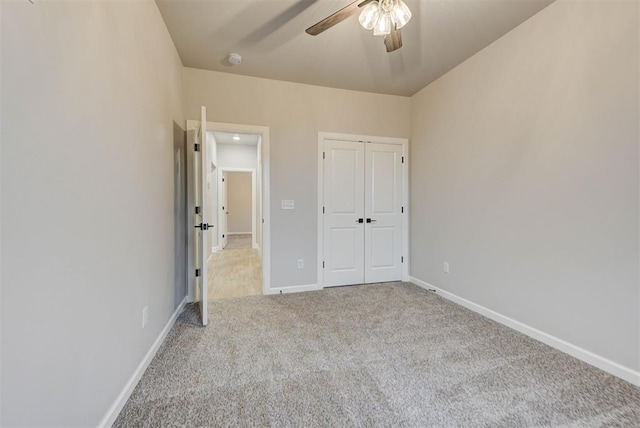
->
[384,25,403,52]
[306,0,375,36]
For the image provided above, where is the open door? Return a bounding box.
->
[192,106,209,326]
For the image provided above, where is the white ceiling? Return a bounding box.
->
[212,131,260,145]
[157,0,554,96]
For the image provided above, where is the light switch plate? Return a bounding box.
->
[281,200,294,209]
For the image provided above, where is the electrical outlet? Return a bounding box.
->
[297,259,304,269]
[443,262,450,274]
[142,306,149,328]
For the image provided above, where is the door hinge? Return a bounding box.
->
[401,256,404,263]
[323,152,326,160]
[402,156,404,164]
[223,234,225,238]
[195,268,201,277]
[323,206,325,214]
[222,178,225,182]
[401,206,404,213]
[323,261,325,268]
[194,143,200,152]
[195,206,201,215]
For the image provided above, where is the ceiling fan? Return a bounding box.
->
[305,0,412,53]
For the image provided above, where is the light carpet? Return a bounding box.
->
[115,282,640,427]
[207,247,262,299]
[224,234,252,250]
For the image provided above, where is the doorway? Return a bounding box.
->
[208,126,268,299]
[317,132,409,288]
[185,120,271,303]
[219,170,256,250]
[208,166,261,299]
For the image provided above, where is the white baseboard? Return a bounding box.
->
[227,232,251,236]
[98,296,188,427]
[252,243,260,250]
[409,276,640,386]
[211,245,220,254]
[266,283,322,295]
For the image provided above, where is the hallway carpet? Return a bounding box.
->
[115,283,640,427]
[207,247,262,299]
[224,234,252,250]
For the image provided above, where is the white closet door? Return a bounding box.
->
[364,143,403,283]
[323,140,365,287]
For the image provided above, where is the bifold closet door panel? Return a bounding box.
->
[323,140,365,287]
[364,143,403,283]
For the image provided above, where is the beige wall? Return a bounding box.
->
[227,172,253,234]
[1,1,184,425]
[184,68,411,287]
[218,143,258,169]
[410,0,639,371]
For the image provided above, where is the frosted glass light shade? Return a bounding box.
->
[373,11,391,36]
[390,0,411,28]
[358,2,379,30]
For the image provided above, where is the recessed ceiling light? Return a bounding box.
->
[232,135,240,141]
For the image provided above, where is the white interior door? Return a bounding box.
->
[220,172,228,249]
[192,106,208,326]
[323,140,365,287]
[364,143,403,283]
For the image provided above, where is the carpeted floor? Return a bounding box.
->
[208,247,262,299]
[115,282,640,427]
[224,234,252,250]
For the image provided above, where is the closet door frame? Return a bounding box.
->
[317,132,409,288]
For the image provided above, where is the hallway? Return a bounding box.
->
[208,234,262,299]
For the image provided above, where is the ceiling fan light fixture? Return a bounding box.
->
[305,0,407,52]
[391,0,412,29]
[373,11,391,36]
[358,2,379,30]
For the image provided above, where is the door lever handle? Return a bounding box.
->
[366,218,377,223]
[194,223,214,230]
[356,218,364,223]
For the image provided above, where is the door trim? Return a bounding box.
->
[317,132,410,288]
[218,168,256,251]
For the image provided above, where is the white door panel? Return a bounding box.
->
[323,140,365,287]
[331,228,359,270]
[190,107,208,326]
[370,151,396,213]
[365,143,403,283]
[370,227,396,267]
